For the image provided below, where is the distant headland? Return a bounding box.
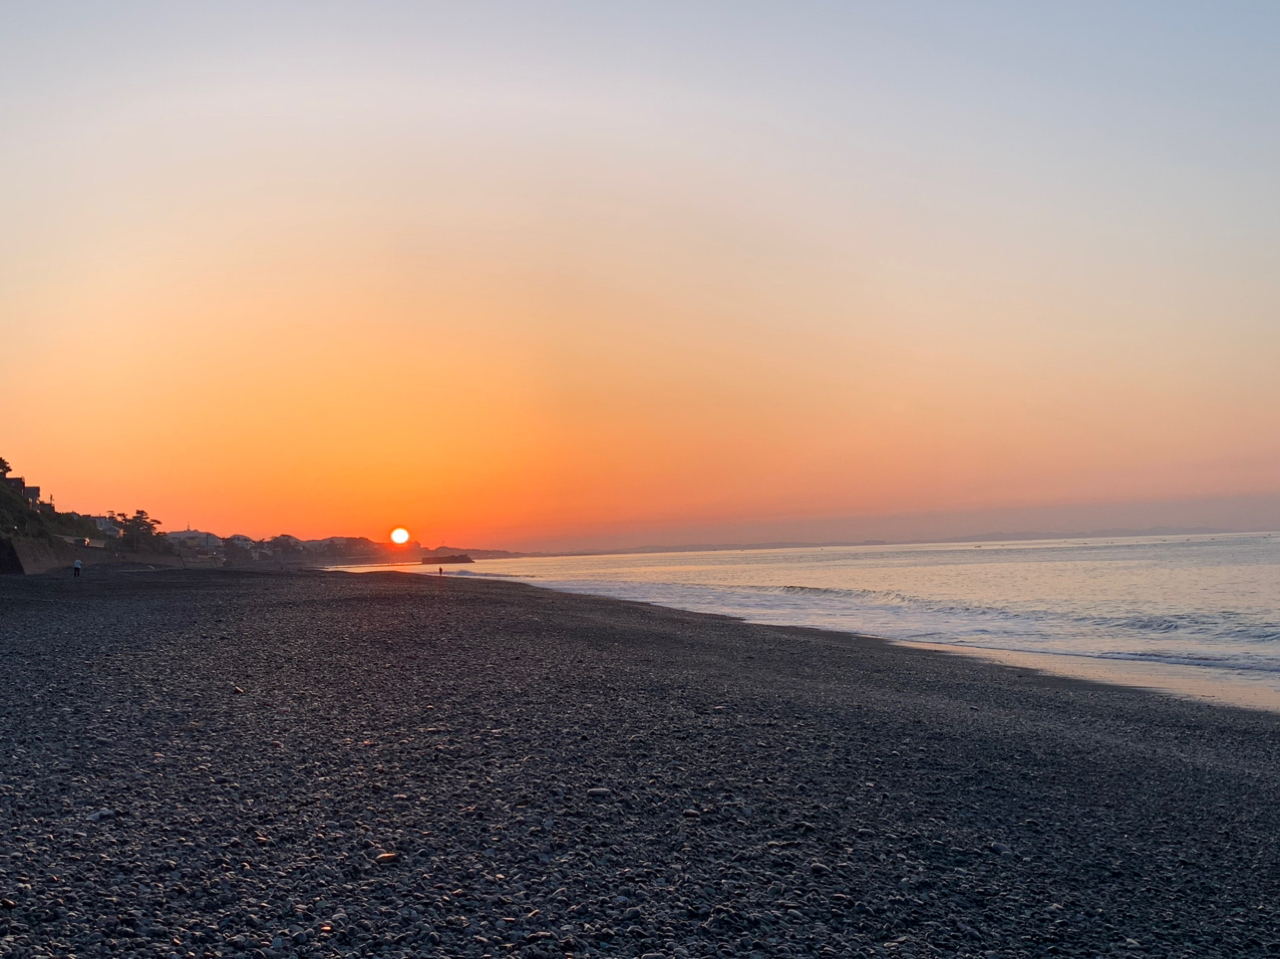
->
[0,454,526,575]
[0,452,1250,576]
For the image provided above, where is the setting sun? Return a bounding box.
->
[4,8,1280,956]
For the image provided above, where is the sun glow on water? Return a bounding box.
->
[390,528,410,545]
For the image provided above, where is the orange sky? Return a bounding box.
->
[3,5,1279,550]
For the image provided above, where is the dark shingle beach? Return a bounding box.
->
[2,569,1280,958]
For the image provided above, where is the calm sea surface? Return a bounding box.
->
[432,533,1280,706]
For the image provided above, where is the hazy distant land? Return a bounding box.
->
[485,526,1238,559]
[0,454,1262,576]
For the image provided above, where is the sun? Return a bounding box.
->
[390,527,410,545]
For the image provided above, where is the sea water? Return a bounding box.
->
[449,532,1280,709]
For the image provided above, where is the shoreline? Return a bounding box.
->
[338,563,1280,715]
[3,568,1280,957]
[897,639,1280,714]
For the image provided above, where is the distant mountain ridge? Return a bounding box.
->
[936,526,1234,543]
[423,545,531,560]
[512,527,1246,558]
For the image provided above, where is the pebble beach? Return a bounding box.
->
[3,568,1280,959]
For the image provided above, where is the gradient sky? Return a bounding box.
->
[2,2,1279,549]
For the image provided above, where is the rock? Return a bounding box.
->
[587,788,612,798]
[375,852,399,864]
[86,808,116,822]
[810,862,830,875]
[990,842,1012,856]
[682,809,700,818]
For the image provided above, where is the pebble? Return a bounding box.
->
[2,569,1279,959]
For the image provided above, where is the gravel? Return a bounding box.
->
[2,567,1280,958]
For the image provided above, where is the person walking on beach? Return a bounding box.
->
[439,566,444,577]
[73,559,82,578]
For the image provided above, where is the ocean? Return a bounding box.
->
[437,532,1280,709]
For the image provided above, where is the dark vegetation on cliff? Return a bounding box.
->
[0,455,172,554]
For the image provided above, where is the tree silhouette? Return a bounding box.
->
[117,510,170,552]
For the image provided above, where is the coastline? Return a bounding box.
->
[898,640,1280,713]
[341,561,1280,715]
[3,568,1280,957]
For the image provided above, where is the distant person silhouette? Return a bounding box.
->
[73,559,82,578]
[439,567,444,577]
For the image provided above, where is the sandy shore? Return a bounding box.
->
[2,569,1280,959]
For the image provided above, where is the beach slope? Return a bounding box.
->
[1,570,1279,958]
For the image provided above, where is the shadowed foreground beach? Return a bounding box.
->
[2,570,1279,959]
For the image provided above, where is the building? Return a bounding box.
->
[89,516,122,538]
[3,477,41,507]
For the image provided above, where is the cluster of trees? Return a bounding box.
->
[110,510,172,553]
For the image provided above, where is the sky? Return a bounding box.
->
[2,2,1279,550]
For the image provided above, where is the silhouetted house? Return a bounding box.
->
[89,516,121,538]
[4,477,40,507]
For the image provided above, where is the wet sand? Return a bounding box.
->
[2,568,1280,958]
[900,641,1280,713]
